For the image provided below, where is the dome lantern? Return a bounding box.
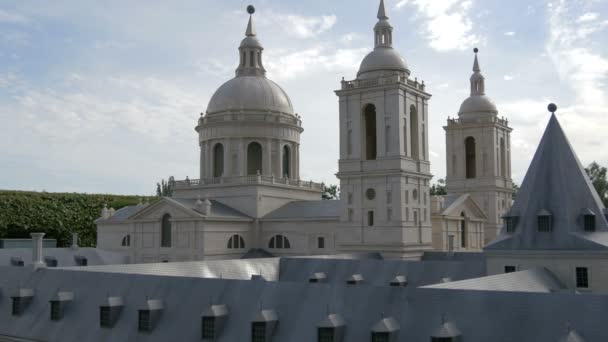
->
[458,48,498,116]
[236,5,266,77]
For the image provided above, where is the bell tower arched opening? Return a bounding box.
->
[465,137,476,179]
[363,104,377,160]
[247,142,263,175]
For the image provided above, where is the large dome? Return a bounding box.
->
[206,76,294,115]
[458,95,498,115]
[357,47,409,78]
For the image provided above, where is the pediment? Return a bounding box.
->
[129,198,203,221]
[441,194,488,219]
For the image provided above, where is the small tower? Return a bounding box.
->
[444,49,514,243]
[336,0,433,259]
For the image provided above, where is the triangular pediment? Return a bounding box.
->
[129,197,204,221]
[440,194,488,220]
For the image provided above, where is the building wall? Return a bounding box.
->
[487,252,608,293]
[261,220,340,256]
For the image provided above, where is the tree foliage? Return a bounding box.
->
[322,184,340,200]
[585,161,608,206]
[156,176,175,197]
[430,178,447,196]
[0,191,154,247]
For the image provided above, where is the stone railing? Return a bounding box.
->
[446,116,509,127]
[341,74,426,91]
[173,176,324,191]
[200,112,302,126]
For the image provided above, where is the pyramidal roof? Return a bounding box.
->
[486,112,608,251]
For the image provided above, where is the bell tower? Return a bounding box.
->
[335,0,433,259]
[445,49,514,243]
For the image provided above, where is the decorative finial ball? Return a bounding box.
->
[548,103,557,113]
[247,5,255,14]
[473,47,479,53]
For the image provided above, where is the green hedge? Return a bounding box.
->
[0,191,155,247]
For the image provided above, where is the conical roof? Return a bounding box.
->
[486,112,608,251]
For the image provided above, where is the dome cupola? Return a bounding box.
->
[458,48,498,117]
[357,0,410,79]
[206,6,294,116]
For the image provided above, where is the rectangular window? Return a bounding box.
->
[504,266,516,273]
[318,327,335,342]
[317,237,325,249]
[100,307,111,327]
[584,215,596,232]
[252,322,267,342]
[50,302,63,321]
[368,211,374,226]
[371,332,390,342]
[538,215,552,232]
[505,216,518,233]
[347,193,353,205]
[138,310,151,332]
[386,190,392,204]
[74,256,87,266]
[12,298,21,316]
[576,267,589,288]
[405,190,409,204]
[348,209,353,222]
[387,208,393,222]
[201,317,215,339]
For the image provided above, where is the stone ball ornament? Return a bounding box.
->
[247,5,255,14]
[548,103,557,114]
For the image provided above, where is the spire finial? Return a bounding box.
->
[548,103,557,114]
[246,5,256,36]
[473,48,480,73]
[377,0,388,19]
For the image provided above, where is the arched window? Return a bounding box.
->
[161,214,172,248]
[465,137,476,179]
[500,137,506,178]
[247,142,263,175]
[213,143,224,178]
[268,234,291,249]
[282,145,291,178]
[460,212,467,248]
[363,104,377,160]
[410,105,419,159]
[121,235,130,247]
[227,234,246,249]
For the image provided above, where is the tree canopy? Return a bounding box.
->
[322,184,340,200]
[430,179,447,196]
[585,161,608,206]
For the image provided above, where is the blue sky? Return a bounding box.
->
[0,0,607,195]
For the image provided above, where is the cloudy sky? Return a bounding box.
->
[0,0,607,195]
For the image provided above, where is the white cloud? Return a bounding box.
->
[403,0,479,51]
[503,75,514,81]
[504,31,515,36]
[395,0,409,9]
[0,9,28,25]
[266,13,337,39]
[578,12,599,23]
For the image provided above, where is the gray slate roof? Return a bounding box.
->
[486,114,608,251]
[263,200,341,220]
[0,247,128,268]
[422,267,565,293]
[0,265,606,342]
[169,198,251,220]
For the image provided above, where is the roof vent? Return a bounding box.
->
[346,274,364,285]
[309,272,327,283]
[74,255,88,266]
[11,288,34,316]
[558,325,586,342]
[317,313,346,342]
[389,275,407,287]
[441,277,452,283]
[431,319,462,342]
[50,291,74,321]
[201,304,229,341]
[252,309,279,342]
[100,296,124,328]
[138,299,164,332]
[10,256,24,267]
[371,316,400,342]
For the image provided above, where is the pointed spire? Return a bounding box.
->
[469,48,485,95]
[236,5,266,77]
[246,6,256,36]
[377,0,388,19]
[473,47,480,72]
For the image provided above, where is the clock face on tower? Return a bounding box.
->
[366,188,376,200]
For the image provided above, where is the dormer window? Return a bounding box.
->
[201,304,228,340]
[100,297,123,328]
[582,209,596,232]
[346,274,364,285]
[389,275,407,287]
[371,317,399,342]
[10,257,24,267]
[503,215,519,233]
[317,313,346,342]
[45,256,58,267]
[50,291,74,321]
[74,255,87,266]
[138,299,163,332]
[309,272,327,284]
[537,210,552,232]
[11,289,34,316]
[430,319,462,342]
[252,309,278,342]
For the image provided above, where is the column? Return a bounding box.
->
[224,139,232,177]
[264,138,272,176]
[239,139,246,176]
[199,142,205,179]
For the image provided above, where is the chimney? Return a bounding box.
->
[30,232,45,269]
[108,207,116,217]
[101,204,110,219]
[71,233,79,250]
